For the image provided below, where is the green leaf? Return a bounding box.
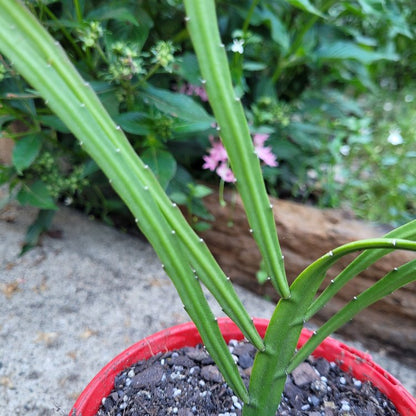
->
[104,8,153,51]
[140,85,214,123]
[193,221,211,232]
[113,112,151,135]
[17,181,57,210]
[315,41,399,64]
[141,148,177,190]
[174,53,202,85]
[189,199,215,221]
[0,165,15,185]
[0,115,16,128]
[284,0,324,17]
[172,119,212,134]
[86,6,140,26]
[169,191,188,205]
[251,8,290,52]
[356,0,384,16]
[256,269,269,284]
[39,115,70,133]
[82,159,100,177]
[12,134,42,173]
[191,184,213,199]
[20,209,55,255]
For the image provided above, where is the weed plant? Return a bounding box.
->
[0,0,414,252]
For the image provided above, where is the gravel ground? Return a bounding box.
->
[1,203,415,416]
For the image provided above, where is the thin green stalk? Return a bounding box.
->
[41,4,85,61]
[73,0,83,24]
[140,62,161,84]
[183,0,290,299]
[219,178,226,207]
[242,0,261,34]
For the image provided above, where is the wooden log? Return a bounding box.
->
[200,189,416,362]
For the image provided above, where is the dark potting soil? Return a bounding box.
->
[96,340,399,416]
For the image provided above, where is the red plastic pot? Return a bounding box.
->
[70,318,416,416]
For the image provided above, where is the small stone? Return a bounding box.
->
[131,364,164,388]
[171,354,197,368]
[201,365,224,383]
[309,394,320,407]
[232,342,255,356]
[324,400,335,407]
[311,379,327,393]
[292,362,320,387]
[284,377,306,408]
[102,397,114,412]
[178,409,193,416]
[237,352,254,369]
[315,358,331,376]
[340,400,351,412]
[185,348,211,363]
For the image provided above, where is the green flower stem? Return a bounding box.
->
[183,0,290,299]
[73,0,83,24]
[39,4,85,62]
[242,0,261,34]
[140,62,161,84]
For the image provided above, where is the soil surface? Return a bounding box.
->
[97,341,398,416]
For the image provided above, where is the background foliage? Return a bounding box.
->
[1,0,415,252]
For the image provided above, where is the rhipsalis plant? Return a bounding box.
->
[0,1,415,416]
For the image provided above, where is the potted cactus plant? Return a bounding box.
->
[0,1,415,415]
[70,318,416,415]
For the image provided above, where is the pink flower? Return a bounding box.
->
[202,154,218,171]
[179,83,208,102]
[216,162,236,183]
[202,136,227,170]
[202,133,278,182]
[202,137,235,182]
[253,134,278,167]
[209,138,228,162]
[253,133,269,147]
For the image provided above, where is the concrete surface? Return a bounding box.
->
[1,204,415,416]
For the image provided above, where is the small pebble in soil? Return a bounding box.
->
[96,340,399,416]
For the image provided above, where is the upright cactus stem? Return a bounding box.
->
[183,0,290,299]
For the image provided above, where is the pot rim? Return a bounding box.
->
[70,317,415,416]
